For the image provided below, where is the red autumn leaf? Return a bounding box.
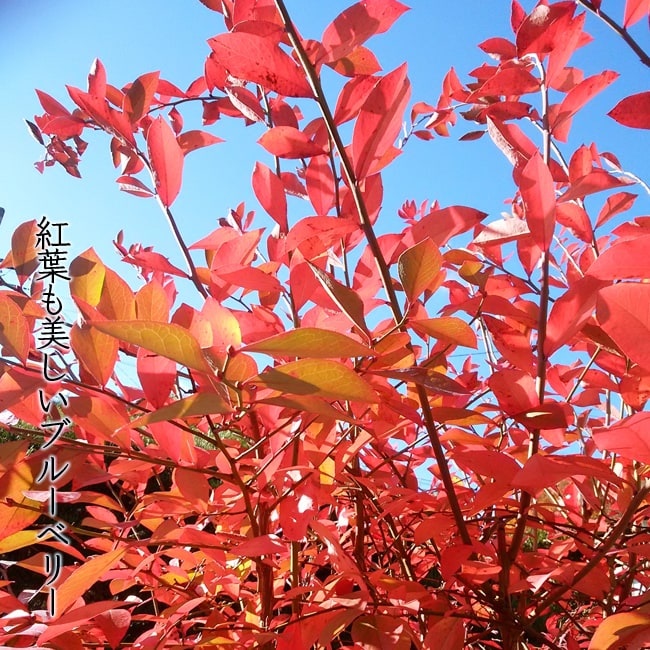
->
[146,115,184,206]
[258,126,325,158]
[511,455,616,494]
[137,349,177,409]
[488,368,537,416]
[412,205,487,246]
[177,129,224,155]
[305,155,336,216]
[233,533,286,557]
[87,58,107,99]
[321,0,409,64]
[624,0,650,27]
[588,235,650,280]
[592,412,650,464]
[596,191,637,228]
[608,91,650,129]
[552,71,618,141]
[123,71,160,123]
[555,202,593,242]
[334,75,380,125]
[560,169,632,203]
[471,65,540,99]
[252,161,288,232]
[519,151,555,251]
[597,283,650,371]
[208,32,313,97]
[545,275,607,355]
[116,175,154,198]
[352,63,410,179]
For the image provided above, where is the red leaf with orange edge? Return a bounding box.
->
[609,91,650,129]
[252,161,287,232]
[208,32,312,97]
[258,126,325,159]
[146,115,184,206]
[519,151,555,251]
[352,63,410,179]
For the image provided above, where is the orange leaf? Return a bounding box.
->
[123,71,160,123]
[70,323,118,386]
[146,115,184,207]
[0,294,30,363]
[397,238,442,302]
[55,548,127,615]
[411,316,477,348]
[10,220,39,286]
[589,611,650,650]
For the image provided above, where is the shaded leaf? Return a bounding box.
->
[116,175,154,198]
[10,220,39,286]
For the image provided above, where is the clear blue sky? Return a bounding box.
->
[0,0,648,291]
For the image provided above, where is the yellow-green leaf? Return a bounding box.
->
[411,316,477,348]
[243,328,375,358]
[398,238,442,302]
[252,359,377,403]
[90,320,211,373]
[127,391,233,429]
[0,294,30,363]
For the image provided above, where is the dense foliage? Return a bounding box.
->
[2,0,650,647]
